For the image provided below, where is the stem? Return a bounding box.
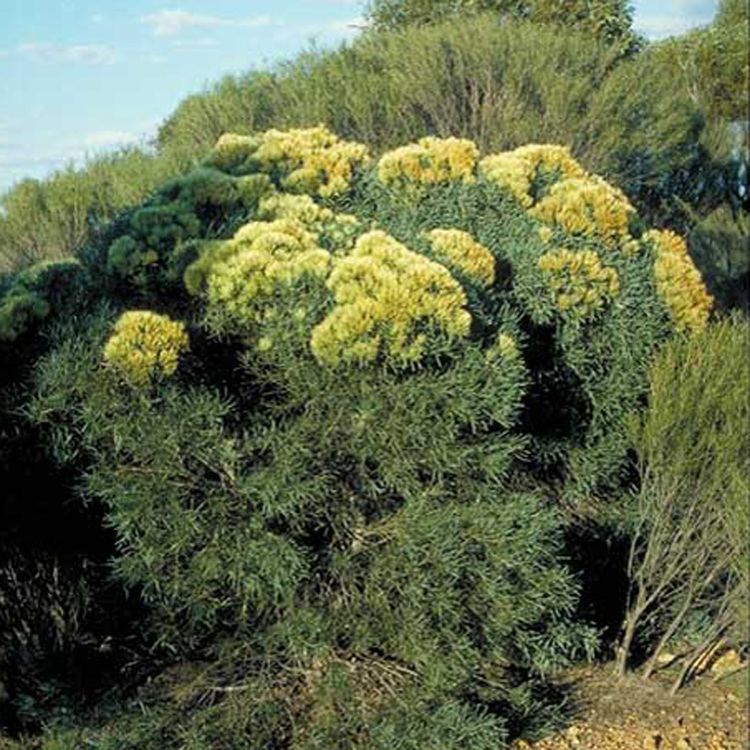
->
[615,609,640,678]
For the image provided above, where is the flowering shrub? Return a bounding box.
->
[11,127,715,749]
[103,310,189,385]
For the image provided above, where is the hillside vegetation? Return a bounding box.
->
[1,8,747,306]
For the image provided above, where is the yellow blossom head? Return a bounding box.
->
[210,133,261,170]
[253,126,369,198]
[645,229,713,333]
[480,144,586,207]
[103,311,189,386]
[530,176,635,246]
[310,230,471,367]
[377,137,479,188]
[538,248,620,318]
[259,192,363,253]
[425,228,495,287]
[207,219,331,327]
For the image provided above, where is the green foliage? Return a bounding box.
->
[365,0,640,53]
[0,148,192,275]
[688,205,749,312]
[617,314,750,681]
[0,259,83,342]
[102,168,272,293]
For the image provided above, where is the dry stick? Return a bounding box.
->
[669,590,734,696]
[642,551,727,680]
[670,635,725,696]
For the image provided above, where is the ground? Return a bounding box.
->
[513,663,748,750]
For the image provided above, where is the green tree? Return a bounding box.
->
[366,0,639,51]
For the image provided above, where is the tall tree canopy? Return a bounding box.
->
[366,0,639,52]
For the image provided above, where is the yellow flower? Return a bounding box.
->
[207,218,331,325]
[311,230,471,366]
[253,126,370,198]
[538,248,620,318]
[645,229,712,333]
[259,193,363,252]
[530,176,635,246]
[377,137,479,187]
[103,310,189,386]
[425,228,495,286]
[480,144,585,207]
[486,332,519,361]
[210,133,260,170]
[538,226,553,243]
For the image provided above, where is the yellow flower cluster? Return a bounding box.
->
[377,137,479,187]
[480,144,585,207]
[207,218,331,324]
[211,133,260,170]
[253,126,370,198]
[538,248,620,317]
[259,193,362,251]
[311,230,471,366]
[530,177,635,246]
[103,310,189,386]
[425,228,495,286]
[645,229,713,333]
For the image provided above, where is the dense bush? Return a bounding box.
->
[0,124,716,746]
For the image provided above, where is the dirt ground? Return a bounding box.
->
[513,664,748,750]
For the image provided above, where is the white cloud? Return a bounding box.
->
[18,42,117,65]
[140,9,272,37]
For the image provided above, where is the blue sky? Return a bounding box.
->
[0,0,719,195]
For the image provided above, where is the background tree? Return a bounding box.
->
[365,0,640,53]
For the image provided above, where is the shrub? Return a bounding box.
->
[616,314,749,691]
[17,126,714,745]
[688,204,749,312]
[0,148,192,274]
[0,259,83,343]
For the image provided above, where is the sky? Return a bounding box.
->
[0,0,719,195]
